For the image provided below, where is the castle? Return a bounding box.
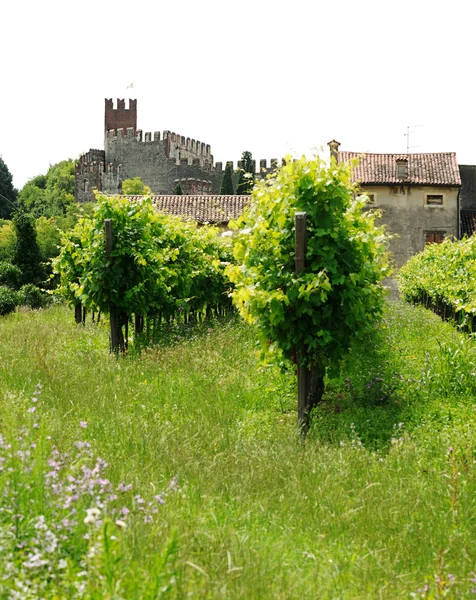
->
[75,99,277,202]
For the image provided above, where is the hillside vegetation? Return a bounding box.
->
[0,302,475,598]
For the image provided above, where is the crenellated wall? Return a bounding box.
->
[75,149,105,203]
[75,99,282,202]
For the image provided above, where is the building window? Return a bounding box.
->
[425,231,445,245]
[426,194,444,205]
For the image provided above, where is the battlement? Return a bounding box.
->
[77,149,105,166]
[105,127,212,160]
[105,98,137,133]
[213,158,282,173]
[163,130,211,158]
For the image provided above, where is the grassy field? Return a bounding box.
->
[0,302,475,598]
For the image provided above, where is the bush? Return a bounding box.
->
[18,283,47,309]
[0,261,22,289]
[0,286,18,315]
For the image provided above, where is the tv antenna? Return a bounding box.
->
[405,125,424,153]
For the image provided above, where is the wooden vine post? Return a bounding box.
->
[105,219,121,353]
[295,211,309,432]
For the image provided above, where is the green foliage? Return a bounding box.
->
[35,216,61,261]
[235,150,255,195]
[0,285,18,315]
[0,261,22,289]
[12,212,45,286]
[18,283,47,309]
[227,155,391,369]
[0,220,15,261]
[121,177,152,195]
[172,183,183,195]
[220,162,234,195]
[398,235,476,329]
[0,156,18,219]
[17,159,76,218]
[0,302,476,597]
[53,194,231,326]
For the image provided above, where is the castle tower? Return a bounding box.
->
[105,98,137,134]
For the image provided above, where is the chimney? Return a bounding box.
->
[328,139,341,163]
[396,157,408,180]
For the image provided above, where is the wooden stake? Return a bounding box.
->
[105,219,120,353]
[295,212,308,432]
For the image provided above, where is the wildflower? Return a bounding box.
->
[155,494,165,505]
[120,507,130,516]
[115,519,127,529]
[117,483,132,493]
[83,507,101,525]
[27,407,37,414]
[79,421,88,429]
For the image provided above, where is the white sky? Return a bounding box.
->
[2,0,475,189]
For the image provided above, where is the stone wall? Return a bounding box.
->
[362,184,459,268]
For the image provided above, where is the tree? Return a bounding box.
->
[0,157,18,219]
[172,183,183,195]
[235,151,255,195]
[226,156,391,431]
[220,163,234,195]
[18,160,76,218]
[121,177,152,195]
[12,212,45,286]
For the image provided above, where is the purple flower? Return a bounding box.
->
[120,507,130,516]
[155,494,165,505]
[80,421,88,429]
[117,483,132,493]
[27,407,37,414]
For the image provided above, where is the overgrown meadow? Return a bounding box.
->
[0,301,475,598]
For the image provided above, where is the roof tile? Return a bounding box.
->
[338,152,461,186]
[125,195,250,224]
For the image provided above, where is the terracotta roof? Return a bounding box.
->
[125,195,250,224]
[338,152,461,186]
[460,210,476,237]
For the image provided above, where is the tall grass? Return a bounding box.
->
[0,303,475,598]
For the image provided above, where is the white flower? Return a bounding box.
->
[115,519,127,529]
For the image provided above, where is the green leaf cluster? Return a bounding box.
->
[226,155,391,368]
[52,194,231,320]
[18,160,76,218]
[121,177,152,196]
[398,236,476,321]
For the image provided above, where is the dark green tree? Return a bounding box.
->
[0,157,18,219]
[172,183,183,195]
[12,212,44,286]
[236,151,255,195]
[220,163,234,195]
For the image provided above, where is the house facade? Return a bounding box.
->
[331,142,461,269]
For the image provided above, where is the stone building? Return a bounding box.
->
[330,141,461,268]
[75,99,277,203]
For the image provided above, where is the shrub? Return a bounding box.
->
[0,285,18,315]
[0,261,22,289]
[18,283,47,309]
